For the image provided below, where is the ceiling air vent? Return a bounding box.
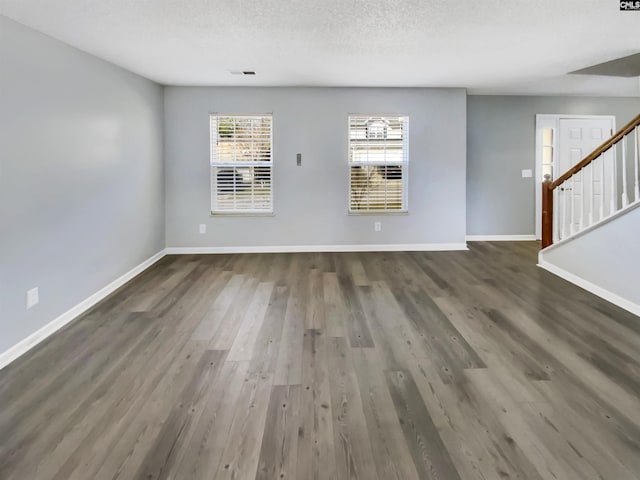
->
[228,70,256,76]
[570,53,640,77]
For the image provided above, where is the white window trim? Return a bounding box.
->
[210,113,274,215]
[348,114,409,214]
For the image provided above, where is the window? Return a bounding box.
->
[210,114,273,214]
[349,115,408,213]
[541,127,555,180]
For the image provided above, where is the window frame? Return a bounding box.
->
[347,114,409,215]
[209,113,274,216]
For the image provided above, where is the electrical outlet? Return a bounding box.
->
[27,287,39,309]
[374,221,382,232]
[199,224,206,234]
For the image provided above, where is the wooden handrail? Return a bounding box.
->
[550,113,640,189]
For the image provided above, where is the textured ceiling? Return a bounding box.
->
[1,0,639,96]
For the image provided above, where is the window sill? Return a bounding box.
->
[348,210,409,216]
[210,211,275,217]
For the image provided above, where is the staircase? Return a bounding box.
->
[539,113,640,316]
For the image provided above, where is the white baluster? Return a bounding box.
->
[622,134,629,208]
[635,125,639,202]
[610,144,617,216]
[553,187,560,243]
[580,169,585,230]
[570,176,575,235]
[561,182,567,239]
[589,164,594,227]
[599,153,605,221]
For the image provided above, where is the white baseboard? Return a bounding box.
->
[165,243,468,254]
[466,234,537,241]
[537,258,640,317]
[0,250,166,371]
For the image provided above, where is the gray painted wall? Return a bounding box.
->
[164,87,467,248]
[541,204,640,311]
[467,95,640,236]
[0,17,165,354]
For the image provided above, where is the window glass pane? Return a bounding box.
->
[213,116,272,163]
[349,165,404,211]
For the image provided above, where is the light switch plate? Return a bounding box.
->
[522,169,533,178]
[199,224,206,234]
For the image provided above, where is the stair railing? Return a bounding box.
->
[542,113,640,248]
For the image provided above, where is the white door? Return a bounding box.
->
[556,117,615,238]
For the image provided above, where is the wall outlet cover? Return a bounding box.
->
[27,287,39,309]
[522,169,533,178]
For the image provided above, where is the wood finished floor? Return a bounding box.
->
[1,242,640,480]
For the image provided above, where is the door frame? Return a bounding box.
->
[534,114,616,240]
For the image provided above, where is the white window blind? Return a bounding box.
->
[210,114,273,214]
[349,115,409,213]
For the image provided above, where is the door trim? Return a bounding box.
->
[534,114,616,240]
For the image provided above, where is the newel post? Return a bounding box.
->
[541,174,554,248]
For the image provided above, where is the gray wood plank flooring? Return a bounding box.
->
[1,242,640,479]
